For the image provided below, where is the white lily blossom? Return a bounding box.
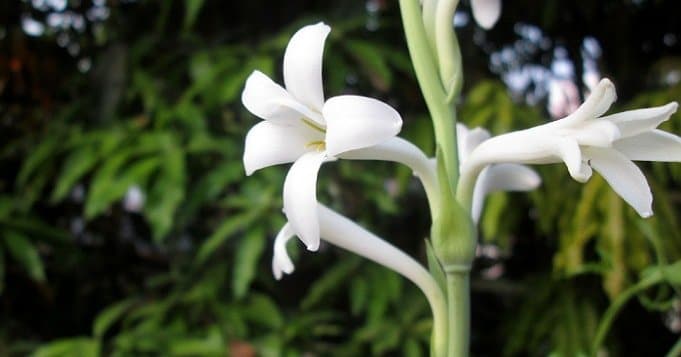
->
[471,0,501,29]
[456,124,541,223]
[461,78,681,217]
[242,23,402,250]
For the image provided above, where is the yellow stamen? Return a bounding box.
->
[305,140,326,152]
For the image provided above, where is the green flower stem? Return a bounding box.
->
[446,270,470,357]
[399,1,475,356]
[398,0,459,195]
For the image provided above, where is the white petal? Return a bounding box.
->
[466,132,590,182]
[484,163,542,192]
[323,95,402,156]
[283,23,330,113]
[555,138,591,182]
[614,129,681,162]
[602,102,678,138]
[571,120,621,147]
[272,223,296,280]
[471,167,490,223]
[338,137,433,179]
[283,151,328,251]
[558,78,616,126]
[243,121,322,175]
[471,0,501,29]
[242,71,323,124]
[457,123,491,162]
[585,147,653,217]
[471,164,541,223]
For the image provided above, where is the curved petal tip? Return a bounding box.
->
[272,223,296,280]
[283,22,331,112]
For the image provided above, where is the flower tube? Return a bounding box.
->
[271,203,447,357]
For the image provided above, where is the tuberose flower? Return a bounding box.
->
[456,124,540,223]
[242,23,402,250]
[471,0,501,29]
[462,78,681,217]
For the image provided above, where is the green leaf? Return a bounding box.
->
[183,0,205,31]
[145,145,185,241]
[93,299,137,338]
[180,161,242,223]
[168,327,224,356]
[85,156,161,219]
[17,137,59,187]
[403,338,422,357]
[4,230,45,282]
[242,293,284,329]
[372,323,400,355]
[195,209,261,264]
[643,260,681,286]
[217,66,253,104]
[32,337,99,357]
[51,147,100,203]
[349,277,368,315]
[301,257,361,309]
[0,196,13,218]
[345,40,392,91]
[131,70,160,112]
[232,227,266,299]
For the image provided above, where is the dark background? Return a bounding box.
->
[1,0,680,355]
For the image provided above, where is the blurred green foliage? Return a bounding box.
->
[1,0,680,356]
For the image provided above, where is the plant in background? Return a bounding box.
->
[4,0,681,356]
[242,1,681,357]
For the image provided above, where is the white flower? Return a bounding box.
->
[456,124,540,223]
[471,0,501,29]
[462,78,681,217]
[242,23,402,250]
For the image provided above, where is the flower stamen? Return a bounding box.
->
[305,140,326,151]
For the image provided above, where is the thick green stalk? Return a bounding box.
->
[446,271,470,357]
[399,2,476,357]
[398,0,459,194]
